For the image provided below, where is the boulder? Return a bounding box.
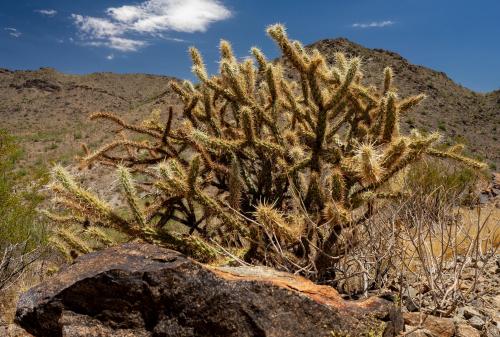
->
[404,326,435,337]
[16,243,403,337]
[403,313,455,337]
[467,316,485,330]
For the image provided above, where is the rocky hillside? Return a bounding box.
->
[0,67,181,171]
[0,38,498,171]
[303,38,499,168]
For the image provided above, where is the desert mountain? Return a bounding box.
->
[0,68,181,170]
[0,38,498,171]
[299,38,499,168]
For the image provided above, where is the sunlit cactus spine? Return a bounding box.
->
[45,24,486,280]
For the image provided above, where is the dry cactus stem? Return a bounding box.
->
[45,24,486,280]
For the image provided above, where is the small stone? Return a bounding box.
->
[405,286,419,298]
[408,329,435,337]
[485,323,499,337]
[469,299,483,307]
[493,295,500,308]
[456,324,480,337]
[468,316,485,330]
[404,313,455,337]
[463,306,483,320]
[402,287,421,312]
[405,298,419,312]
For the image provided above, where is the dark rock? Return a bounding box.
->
[405,300,419,313]
[462,306,483,320]
[12,79,61,92]
[403,287,420,312]
[468,316,485,330]
[16,243,403,337]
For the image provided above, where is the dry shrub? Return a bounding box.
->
[329,184,498,316]
[0,242,47,325]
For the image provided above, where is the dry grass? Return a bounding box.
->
[399,205,498,265]
[328,186,498,316]
[0,257,48,325]
[458,205,499,249]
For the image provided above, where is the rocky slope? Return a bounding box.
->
[0,67,181,171]
[0,38,498,172]
[303,39,499,167]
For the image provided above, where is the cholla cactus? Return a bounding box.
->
[45,24,485,278]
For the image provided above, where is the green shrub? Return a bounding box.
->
[438,122,446,131]
[404,159,483,207]
[0,129,46,251]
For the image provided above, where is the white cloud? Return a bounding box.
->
[106,54,115,60]
[109,37,147,51]
[72,14,124,38]
[83,37,147,52]
[107,5,143,23]
[5,27,22,38]
[72,0,231,52]
[164,37,186,43]
[35,9,58,17]
[352,20,395,28]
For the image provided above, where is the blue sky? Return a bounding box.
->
[1,0,499,92]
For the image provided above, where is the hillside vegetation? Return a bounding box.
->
[0,38,498,171]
